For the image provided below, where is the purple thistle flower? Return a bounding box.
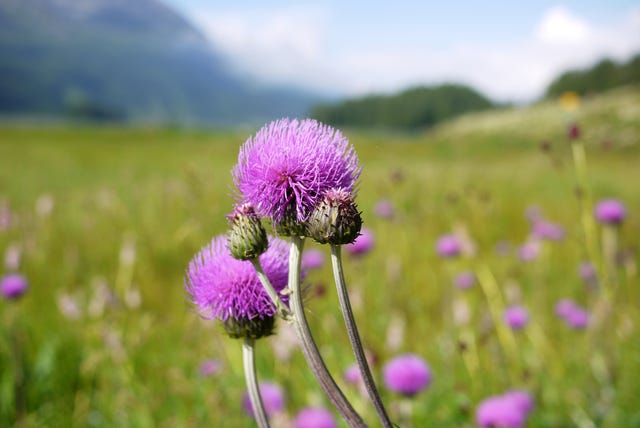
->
[577,261,597,283]
[294,407,338,428]
[532,220,565,241]
[343,363,362,385]
[374,199,395,219]
[555,299,589,329]
[185,235,290,322]
[476,390,534,428]
[301,248,326,270]
[383,354,432,397]
[243,381,285,417]
[594,199,626,225]
[198,359,222,377]
[453,271,476,290]
[436,234,462,258]
[565,306,590,329]
[345,227,375,256]
[517,240,540,261]
[554,298,578,318]
[232,118,360,223]
[504,305,529,331]
[1,273,28,300]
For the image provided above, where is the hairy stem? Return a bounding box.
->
[330,244,393,428]
[289,236,366,427]
[243,338,271,428]
[250,258,292,320]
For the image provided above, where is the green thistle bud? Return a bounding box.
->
[308,188,362,245]
[223,315,276,339]
[227,203,268,260]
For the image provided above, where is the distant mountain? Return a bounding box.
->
[311,84,495,130]
[0,0,319,125]
[545,53,640,98]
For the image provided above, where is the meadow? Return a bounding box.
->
[1,86,639,427]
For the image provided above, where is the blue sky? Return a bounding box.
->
[163,0,640,102]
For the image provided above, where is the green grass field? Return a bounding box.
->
[1,87,639,427]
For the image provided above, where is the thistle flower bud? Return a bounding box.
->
[223,315,276,340]
[227,203,268,260]
[307,188,362,245]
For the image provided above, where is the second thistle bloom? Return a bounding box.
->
[232,118,360,225]
[185,235,291,339]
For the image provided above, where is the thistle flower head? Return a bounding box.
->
[383,353,432,397]
[226,203,268,260]
[185,235,291,339]
[476,390,534,428]
[1,273,28,300]
[308,188,362,245]
[233,118,360,225]
[504,305,529,330]
[594,198,626,225]
[294,407,338,428]
[436,234,461,258]
[453,271,476,290]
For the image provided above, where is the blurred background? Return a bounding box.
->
[1,0,639,127]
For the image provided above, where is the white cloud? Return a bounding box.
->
[189,4,640,102]
[535,6,591,44]
[191,5,336,86]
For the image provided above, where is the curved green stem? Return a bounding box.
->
[250,258,292,320]
[330,244,393,428]
[243,338,271,428]
[289,236,366,427]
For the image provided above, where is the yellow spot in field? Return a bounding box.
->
[559,91,580,112]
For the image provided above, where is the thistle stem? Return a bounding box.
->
[243,337,271,428]
[288,236,366,427]
[330,244,393,428]
[250,258,293,320]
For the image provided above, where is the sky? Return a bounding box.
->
[163,0,640,102]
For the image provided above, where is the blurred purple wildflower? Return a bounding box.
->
[243,381,285,417]
[185,235,291,321]
[532,220,565,241]
[555,299,590,329]
[1,273,28,300]
[518,240,540,261]
[594,198,626,225]
[383,354,432,397]
[232,118,360,223]
[199,359,222,377]
[453,271,476,290]
[436,234,462,258]
[476,390,534,428]
[343,363,362,385]
[554,298,578,318]
[294,407,337,428]
[504,305,529,330]
[577,261,597,283]
[345,227,375,256]
[565,306,590,329]
[374,199,395,219]
[301,248,326,270]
